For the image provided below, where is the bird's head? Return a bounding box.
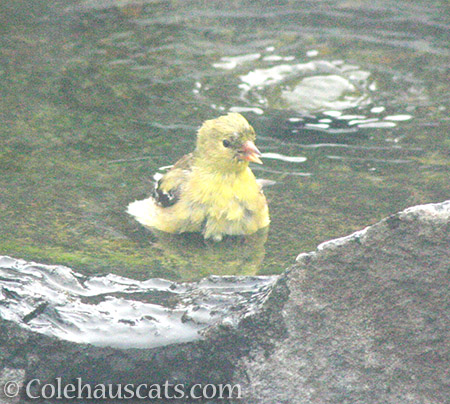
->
[195,113,262,171]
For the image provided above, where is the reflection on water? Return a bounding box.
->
[148,228,268,278]
[0,0,448,281]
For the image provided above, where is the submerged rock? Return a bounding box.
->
[237,60,372,113]
[281,74,369,112]
[0,201,448,403]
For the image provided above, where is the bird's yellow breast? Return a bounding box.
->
[187,167,259,208]
[179,166,269,239]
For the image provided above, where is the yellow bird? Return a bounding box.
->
[127,113,270,241]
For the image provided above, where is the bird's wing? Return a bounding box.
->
[153,153,194,207]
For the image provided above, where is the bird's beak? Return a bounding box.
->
[239,141,263,164]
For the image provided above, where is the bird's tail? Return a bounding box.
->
[127,197,158,229]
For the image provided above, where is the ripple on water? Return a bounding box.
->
[229,59,373,112]
[212,52,413,134]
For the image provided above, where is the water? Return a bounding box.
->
[0,256,275,348]
[0,0,449,283]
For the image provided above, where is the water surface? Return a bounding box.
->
[0,0,449,280]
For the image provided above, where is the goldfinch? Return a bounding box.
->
[127,113,270,241]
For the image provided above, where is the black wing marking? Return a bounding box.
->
[153,178,179,207]
[152,153,194,208]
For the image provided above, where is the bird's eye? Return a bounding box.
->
[222,139,231,148]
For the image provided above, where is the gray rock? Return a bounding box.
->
[0,201,448,403]
[235,201,450,404]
